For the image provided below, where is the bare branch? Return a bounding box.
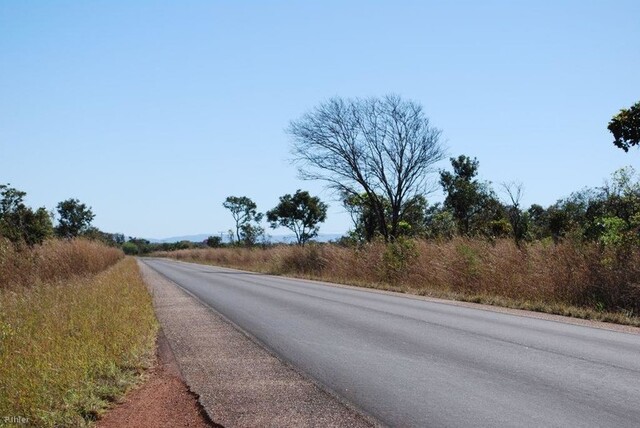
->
[289,95,446,240]
[500,181,524,208]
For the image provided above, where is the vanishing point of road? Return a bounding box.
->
[143,258,640,428]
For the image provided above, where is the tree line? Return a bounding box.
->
[216,95,639,248]
[0,184,121,246]
[3,96,636,253]
[288,95,640,245]
[0,187,197,255]
[345,157,639,247]
[220,190,328,246]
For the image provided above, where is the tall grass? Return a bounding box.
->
[0,238,123,289]
[0,241,158,427]
[155,238,640,325]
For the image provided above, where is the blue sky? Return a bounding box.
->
[1,1,638,239]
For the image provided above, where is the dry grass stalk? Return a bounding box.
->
[0,243,157,426]
[154,238,640,325]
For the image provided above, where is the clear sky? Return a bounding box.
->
[1,1,638,239]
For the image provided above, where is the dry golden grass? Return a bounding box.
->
[0,243,157,427]
[154,238,640,326]
[0,238,124,289]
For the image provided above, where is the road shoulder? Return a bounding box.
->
[137,260,374,428]
[97,328,214,428]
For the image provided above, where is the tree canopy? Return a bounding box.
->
[289,94,445,241]
[222,196,264,245]
[55,198,95,238]
[266,190,327,245]
[608,101,640,152]
[0,184,53,245]
[439,155,502,236]
[343,192,428,242]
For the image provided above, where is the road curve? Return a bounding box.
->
[142,258,640,428]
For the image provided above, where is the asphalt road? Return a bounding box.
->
[143,258,640,428]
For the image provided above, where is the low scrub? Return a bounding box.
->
[0,255,157,426]
[155,238,640,325]
[0,238,124,289]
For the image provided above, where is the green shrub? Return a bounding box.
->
[122,241,140,255]
[382,237,418,284]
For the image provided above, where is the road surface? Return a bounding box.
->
[142,258,640,427]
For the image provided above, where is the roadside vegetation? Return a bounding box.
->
[0,188,158,427]
[0,238,122,288]
[0,240,157,427]
[155,237,640,326]
[154,96,640,326]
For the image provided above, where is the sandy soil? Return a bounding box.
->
[97,330,216,428]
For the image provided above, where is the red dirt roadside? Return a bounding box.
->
[97,330,217,428]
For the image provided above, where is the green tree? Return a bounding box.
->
[527,204,548,240]
[0,184,26,215]
[608,101,640,152]
[223,196,263,245]
[266,190,328,245]
[54,198,95,238]
[546,189,595,242]
[586,167,640,244]
[343,193,387,242]
[127,237,152,254]
[439,155,501,236]
[424,203,457,239]
[599,167,640,225]
[0,184,53,245]
[398,195,429,237]
[507,167,640,245]
[205,235,223,247]
[81,228,126,247]
[122,241,140,255]
[289,94,445,241]
[343,193,428,242]
[240,223,265,246]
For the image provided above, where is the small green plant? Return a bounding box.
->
[382,237,418,284]
[456,242,480,281]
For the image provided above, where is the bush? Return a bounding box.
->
[122,241,140,255]
[382,237,418,284]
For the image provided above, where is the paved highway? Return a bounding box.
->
[143,258,640,427]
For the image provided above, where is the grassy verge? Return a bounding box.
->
[153,238,640,327]
[0,238,124,289]
[0,257,158,427]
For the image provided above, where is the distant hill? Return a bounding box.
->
[147,234,210,244]
[147,233,344,244]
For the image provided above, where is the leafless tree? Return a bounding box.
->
[289,95,445,241]
[500,181,527,245]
